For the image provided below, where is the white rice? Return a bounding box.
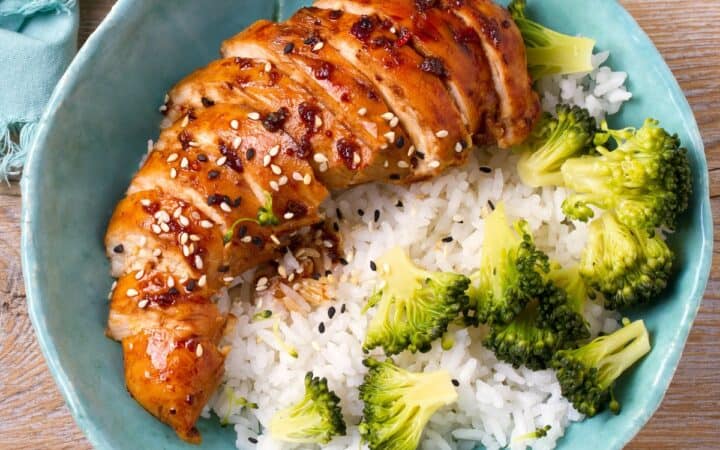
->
[209,53,631,450]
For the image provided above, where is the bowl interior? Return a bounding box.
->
[22,1,711,449]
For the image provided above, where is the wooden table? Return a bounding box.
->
[1,1,717,448]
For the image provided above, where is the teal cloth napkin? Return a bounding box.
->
[0,0,78,179]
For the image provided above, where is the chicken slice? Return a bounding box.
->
[287,7,472,178]
[163,57,407,189]
[313,0,499,142]
[442,0,540,147]
[221,21,417,184]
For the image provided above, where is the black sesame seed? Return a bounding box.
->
[113,244,124,254]
[168,287,179,295]
[452,379,460,387]
[251,236,263,247]
[389,174,401,180]
[218,265,230,273]
[480,166,492,173]
[415,151,425,160]
[328,306,336,319]
[395,136,405,148]
[370,260,377,271]
[207,194,218,206]
[325,270,333,276]
[197,153,208,162]
[333,222,340,232]
[336,208,343,220]
[374,209,380,222]
[312,272,321,280]
[201,97,215,107]
[246,148,256,160]
[238,225,248,237]
[248,437,258,444]
[233,197,242,207]
[319,322,325,333]
[186,279,197,292]
[341,303,346,313]
[339,258,349,266]
[396,200,404,208]
[208,170,220,180]
[442,236,454,243]
[357,208,365,216]
[283,42,295,54]
[488,200,495,210]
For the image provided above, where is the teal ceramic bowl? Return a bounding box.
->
[22,0,712,449]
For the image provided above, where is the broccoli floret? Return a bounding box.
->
[467,202,550,325]
[483,295,565,370]
[539,265,591,341]
[359,358,458,450]
[363,247,470,355]
[579,212,674,310]
[561,119,692,231]
[517,105,596,187]
[269,372,346,444]
[508,0,596,79]
[551,319,651,416]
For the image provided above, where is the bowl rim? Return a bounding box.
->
[20,0,713,449]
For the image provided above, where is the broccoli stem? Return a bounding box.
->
[594,322,650,390]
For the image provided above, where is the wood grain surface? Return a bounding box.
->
[1,1,718,448]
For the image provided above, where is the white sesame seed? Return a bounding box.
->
[190,234,201,241]
[435,129,449,138]
[384,131,396,143]
[223,276,234,283]
[140,199,151,207]
[151,224,161,234]
[166,153,178,163]
[390,117,400,128]
[187,243,195,254]
[179,215,190,227]
[262,154,272,167]
[111,281,117,290]
[292,171,303,181]
[269,145,280,157]
[323,240,334,248]
[232,137,242,149]
[188,141,199,148]
[180,157,189,169]
[353,152,361,166]
[270,234,281,245]
[200,220,214,229]
[173,207,182,218]
[429,160,441,169]
[181,115,190,127]
[170,168,177,179]
[390,26,397,33]
[220,202,232,212]
[398,160,410,168]
[380,144,389,150]
[160,223,170,233]
[195,255,204,270]
[319,162,328,172]
[257,277,268,286]
[312,41,324,51]
[314,116,323,129]
[269,180,280,191]
[264,62,272,72]
[135,270,144,280]
[313,153,327,163]
[284,212,295,220]
[216,156,227,166]
[303,173,312,185]
[383,160,389,168]
[138,299,149,309]
[230,119,239,130]
[455,142,464,153]
[126,289,138,297]
[256,285,267,292]
[159,105,167,112]
[180,232,188,245]
[139,236,147,246]
[182,244,190,256]
[152,248,162,257]
[196,344,204,357]
[407,145,416,156]
[248,112,261,120]
[358,107,367,116]
[198,274,207,287]
[270,164,282,175]
[278,265,287,278]
[381,112,395,121]
[167,276,175,288]
[278,175,288,186]
[241,236,252,243]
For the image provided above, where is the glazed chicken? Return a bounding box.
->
[104,0,539,443]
